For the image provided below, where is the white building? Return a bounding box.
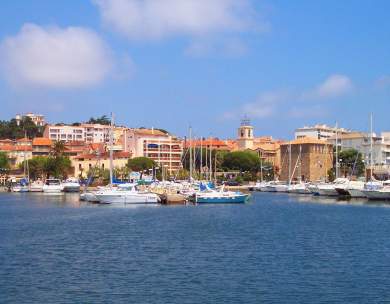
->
[328,132,390,166]
[121,128,183,174]
[44,125,84,142]
[15,113,45,127]
[81,124,111,144]
[43,124,118,143]
[295,124,351,140]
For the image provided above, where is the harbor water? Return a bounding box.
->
[1,192,390,303]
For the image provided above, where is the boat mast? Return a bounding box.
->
[189,126,193,181]
[205,140,208,181]
[200,137,203,179]
[260,151,263,182]
[298,145,302,182]
[288,142,292,185]
[214,151,217,183]
[209,139,212,181]
[370,113,373,181]
[335,122,339,179]
[109,112,114,186]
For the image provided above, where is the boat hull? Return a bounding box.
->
[316,188,339,197]
[348,189,366,198]
[196,194,249,204]
[363,190,390,200]
[63,186,80,193]
[96,193,159,204]
[335,187,350,196]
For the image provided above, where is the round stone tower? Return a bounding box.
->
[237,117,254,150]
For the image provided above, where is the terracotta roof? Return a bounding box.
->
[32,137,52,146]
[185,138,230,149]
[133,128,167,136]
[0,145,32,152]
[0,139,13,143]
[254,142,281,151]
[16,137,31,142]
[74,151,131,160]
[281,138,333,146]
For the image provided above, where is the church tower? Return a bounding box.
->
[237,117,254,150]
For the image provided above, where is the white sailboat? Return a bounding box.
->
[95,183,160,204]
[93,113,159,205]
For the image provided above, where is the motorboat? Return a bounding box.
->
[273,183,290,193]
[62,178,81,193]
[263,181,282,192]
[250,181,267,191]
[29,180,44,192]
[11,178,29,192]
[361,180,390,200]
[288,183,310,194]
[94,183,160,204]
[194,184,249,204]
[314,178,349,197]
[11,183,29,193]
[42,179,64,194]
[363,186,390,200]
[79,192,100,202]
[337,180,366,198]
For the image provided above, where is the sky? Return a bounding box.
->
[0,0,389,140]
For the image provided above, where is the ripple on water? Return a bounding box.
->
[1,192,390,303]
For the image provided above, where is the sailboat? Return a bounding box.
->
[93,113,160,205]
[12,136,30,192]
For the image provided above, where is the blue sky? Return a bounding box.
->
[0,0,389,139]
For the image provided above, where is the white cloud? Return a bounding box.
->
[224,90,291,120]
[376,75,390,88]
[304,74,353,99]
[93,0,259,40]
[0,23,113,88]
[223,74,353,121]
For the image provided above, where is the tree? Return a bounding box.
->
[44,156,72,179]
[337,148,365,177]
[87,115,110,125]
[20,157,47,180]
[51,141,65,157]
[0,117,43,139]
[221,151,261,173]
[0,152,9,170]
[127,157,156,179]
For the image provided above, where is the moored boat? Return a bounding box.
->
[195,184,249,204]
[314,178,349,197]
[29,180,44,192]
[95,183,160,205]
[42,179,63,194]
[63,178,81,192]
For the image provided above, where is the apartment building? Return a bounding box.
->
[0,138,33,168]
[43,123,120,144]
[72,152,131,178]
[15,113,45,127]
[121,128,183,174]
[44,125,85,142]
[295,124,351,140]
[328,132,390,166]
[81,124,112,144]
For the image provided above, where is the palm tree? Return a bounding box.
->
[51,141,65,157]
